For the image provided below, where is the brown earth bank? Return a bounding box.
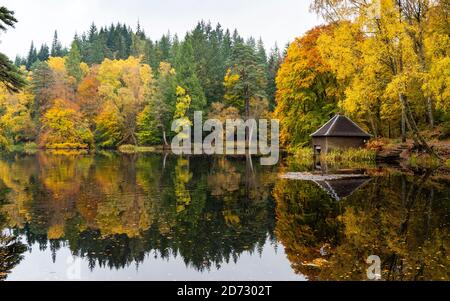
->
[369,134,450,171]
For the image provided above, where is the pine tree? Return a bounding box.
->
[26,41,38,70]
[88,23,98,42]
[174,38,207,116]
[187,21,227,106]
[267,44,282,111]
[65,41,83,82]
[232,29,243,46]
[14,55,25,67]
[51,30,63,57]
[222,29,232,61]
[144,39,158,72]
[204,24,227,104]
[225,42,267,118]
[116,35,127,59]
[89,37,105,64]
[37,44,50,62]
[247,37,256,50]
[31,61,55,117]
[159,33,172,62]
[0,6,25,92]
[169,34,180,64]
[136,20,143,38]
[256,38,268,65]
[131,31,146,57]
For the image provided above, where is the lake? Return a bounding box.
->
[0,152,448,281]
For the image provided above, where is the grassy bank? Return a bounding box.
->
[293,147,376,162]
[324,149,376,162]
[407,154,445,170]
[289,147,377,170]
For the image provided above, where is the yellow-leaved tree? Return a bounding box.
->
[312,0,448,155]
[274,25,342,149]
[95,57,154,147]
[40,98,93,149]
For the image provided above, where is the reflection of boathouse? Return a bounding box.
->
[279,172,371,201]
[311,114,372,155]
[313,177,371,201]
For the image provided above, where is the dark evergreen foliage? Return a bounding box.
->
[16,21,282,111]
[0,6,25,92]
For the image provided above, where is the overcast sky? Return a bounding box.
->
[0,0,323,59]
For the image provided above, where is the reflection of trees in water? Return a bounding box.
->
[0,180,27,280]
[273,179,343,279]
[0,232,27,281]
[0,153,276,272]
[274,172,450,280]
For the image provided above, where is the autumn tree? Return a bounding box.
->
[311,0,445,156]
[95,57,153,147]
[274,25,340,149]
[40,98,94,149]
[0,83,36,145]
[137,62,177,146]
[173,86,192,126]
[317,21,389,138]
[95,101,123,148]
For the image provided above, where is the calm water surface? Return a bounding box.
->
[0,152,448,281]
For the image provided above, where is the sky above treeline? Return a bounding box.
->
[0,0,322,59]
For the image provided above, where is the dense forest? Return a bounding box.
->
[1,18,282,149]
[0,0,449,154]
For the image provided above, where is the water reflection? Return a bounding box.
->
[0,184,27,280]
[274,170,450,280]
[313,177,371,201]
[0,152,278,276]
[0,152,448,280]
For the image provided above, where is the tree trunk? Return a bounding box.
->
[388,122,391,139]
[427,96,434,127]
[163,153,168,170]
[401,105,406,143]
[368,112,378,138]
[399,93,439,158]
[163,130,168,146]
[244,95,250,146]
[131,133,137,146]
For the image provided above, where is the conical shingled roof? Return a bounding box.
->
[311,115,372,138]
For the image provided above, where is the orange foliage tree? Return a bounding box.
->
[274,25,341,149]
